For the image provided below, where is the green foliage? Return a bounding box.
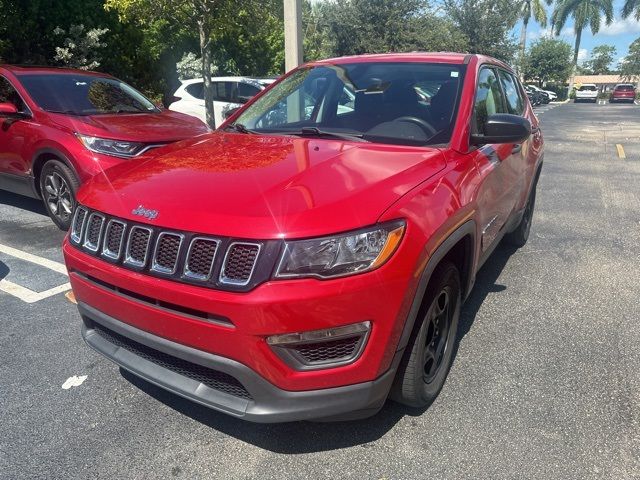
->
[524,37,574,84]
[53,24,109,70]
[321,0,468,57]
[582,44,617,74]
[444,0,518,63]
[622,0,640,20]
[619,37,640,81]
[552,0,614,65]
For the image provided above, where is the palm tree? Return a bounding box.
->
[518,0,553,75]
[621,0,640,20]
[552,0,614,90]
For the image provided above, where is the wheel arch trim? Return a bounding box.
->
[31,147,81,196]
[395,219,477,353]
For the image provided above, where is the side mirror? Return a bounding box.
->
[223,106,240,120]
[0,102,19,116]
[471,114,531,145]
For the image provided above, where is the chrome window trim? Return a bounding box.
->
[151,232,185,275]
[82,213,105,252]
[70,206,88,244]
[219,242,262,286]
[183,236,220,281]
[124,226,153,268]
[101,219,127,260]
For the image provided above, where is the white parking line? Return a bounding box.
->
[0,243,70,303]
[0,244,67,275]
[0,279,71,304]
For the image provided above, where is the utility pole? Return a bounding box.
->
[284,0,303,72]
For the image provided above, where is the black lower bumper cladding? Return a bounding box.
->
[78,302,397,423]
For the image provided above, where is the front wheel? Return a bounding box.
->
[40,159,80,230]
[391,262,461,408]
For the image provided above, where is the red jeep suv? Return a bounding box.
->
[63,53,544,422]
[0,65,209,229]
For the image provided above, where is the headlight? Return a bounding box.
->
[77,134,146,158]
[275,221,405,279]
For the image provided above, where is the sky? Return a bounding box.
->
[519,0,640,66]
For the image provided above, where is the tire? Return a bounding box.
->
[391,261,461,408]
[40,159,80,230]
[504,176,538,247]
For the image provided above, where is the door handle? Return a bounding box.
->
[512,144,522,154]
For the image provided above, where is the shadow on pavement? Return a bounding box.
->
[0,260,8,281]
[0,191,47,217]
[120,244,519,453]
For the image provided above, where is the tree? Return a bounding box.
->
[525,37,573,84]
[53,24,109,70]
[517,0,552,74]
[444,0,519,63]
[583,44,616,74]
[552,0,614,90]
[322,0,468,57]
[106,0,249,128]
[619,37,640,84]
[622,0,640,20]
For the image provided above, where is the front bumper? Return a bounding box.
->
[80,301,398,422]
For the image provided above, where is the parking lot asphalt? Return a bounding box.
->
[1,101,639,479]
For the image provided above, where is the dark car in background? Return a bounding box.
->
[0,65,209,229]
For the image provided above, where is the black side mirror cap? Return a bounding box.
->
[470,113,532,145]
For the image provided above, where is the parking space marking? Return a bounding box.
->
[0,279,71,304]
[61,375,88,390]
[0,243,70,303]
[616,144,627,159]
[0,244,67,275]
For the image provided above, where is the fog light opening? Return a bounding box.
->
[267,321,371,370]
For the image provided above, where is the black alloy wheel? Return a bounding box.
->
[40,159,80,230]
[391,261,461,408]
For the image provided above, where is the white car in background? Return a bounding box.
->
[169,76,276,126]
[574,83,598,103]
[527,84,557,101]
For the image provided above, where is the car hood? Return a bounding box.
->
[51,110,209,143]
[79,132,447,239]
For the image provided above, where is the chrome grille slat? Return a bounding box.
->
[151,232,184,275]
[184,237,219,281]
[71,207,88,244]
[83,213,105,252]
[73,207,264,290]
[102,220,126,260]
[220,242,261,286]
[125,226,153,268]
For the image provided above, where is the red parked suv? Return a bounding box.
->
[609,83,637,103]
[0,65,209,229]
[63,53,544,422]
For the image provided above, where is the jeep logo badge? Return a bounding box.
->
[131,205,159,220]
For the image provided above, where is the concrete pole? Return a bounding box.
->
[284,0,303,72]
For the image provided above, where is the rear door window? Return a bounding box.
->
[237,82,261,103]
[498,71,524,115]
[185,82,204,100]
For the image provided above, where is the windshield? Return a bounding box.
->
[233,62,465,146]
[578,85,597,91]
[615,85,634,91]
[18,73,159,115]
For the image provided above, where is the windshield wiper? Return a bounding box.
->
[223,123,256,134]
[290,127,368,142]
